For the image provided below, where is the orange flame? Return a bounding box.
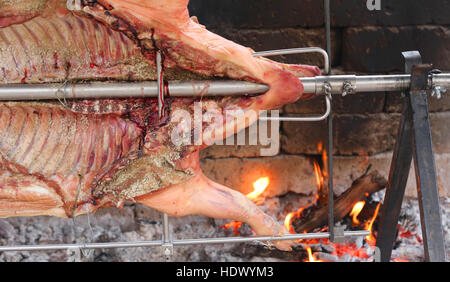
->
[305,244,324,262]
[284,212,297,234]
[392,258,409,262]
[349,201,366,226]
[221,176,270,234]
[220,221,242,235]
[313,162,325,196]
[282,142,327,255]
[246,177,269,200]
[320,142,328,179]
[306,246,316,262]
[365,202,382,245]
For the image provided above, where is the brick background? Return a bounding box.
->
[188,1,450,198]
[342,25,450,73]
[189,0,450,29]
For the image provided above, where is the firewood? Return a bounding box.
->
[293,169,387,234]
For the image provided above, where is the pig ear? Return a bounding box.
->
[135,164,295,251]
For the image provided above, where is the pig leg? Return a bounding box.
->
[136,171,294,251]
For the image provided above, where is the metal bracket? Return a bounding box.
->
[161,213,173,260]
[429,69,447,99]
[331,226,346,244]
[374,246,381,262]
[342,81,356,96]
[161,235,173,260]
[376,51,446,262]
[67,246,82,262]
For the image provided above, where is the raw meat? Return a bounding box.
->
[0,0,320,251]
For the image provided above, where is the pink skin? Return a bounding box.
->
[136,152,294,251]
[77,0,321,250]
[0,0,321,251]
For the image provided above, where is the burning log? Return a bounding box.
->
[292,170,387,234]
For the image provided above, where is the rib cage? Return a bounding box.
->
[0,13,145,84]
[0,103,142,179]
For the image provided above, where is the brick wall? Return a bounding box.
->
[189,0,450,198]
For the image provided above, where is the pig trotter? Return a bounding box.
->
[136,153,295,251]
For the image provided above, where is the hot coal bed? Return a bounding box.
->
[0,0,449,262]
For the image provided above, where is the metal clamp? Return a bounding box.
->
[161,213,173,260]
[431,86,446,99]
[253,47,332,122]
[430,71,447,99]
[342,81,356,96]
[331,226,346,244]
[161,234,173,260]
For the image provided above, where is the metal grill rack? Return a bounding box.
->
[0,0,449,261]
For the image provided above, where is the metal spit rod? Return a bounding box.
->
[324,0,335,243]
[0,230,369,252]
[0,73,448,101]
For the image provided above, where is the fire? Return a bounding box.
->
[305,245,317,262]
[392,258,409,262]
[364,202,382,245]
[284,210,305,234]
[282,142,329,261]
[304,244,324,262]
[223,141,388,262]
[284,212,296,233]
[220,221,242,235]
[349,201,366,226]
[246,177,269,200]
[221,176,269,234]
[313,162,325,195]
[319,142,328,179]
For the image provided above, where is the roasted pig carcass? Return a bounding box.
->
[0,0,320,250]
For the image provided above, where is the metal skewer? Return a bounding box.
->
[0,73,447,101]
[0,230,369,252]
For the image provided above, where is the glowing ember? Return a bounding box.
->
[224,141,388,262]
[349,201,366,226]
[392,258,410,262]
[398,224,422,243]
[246,177,270,200]
[220,221,242,235]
